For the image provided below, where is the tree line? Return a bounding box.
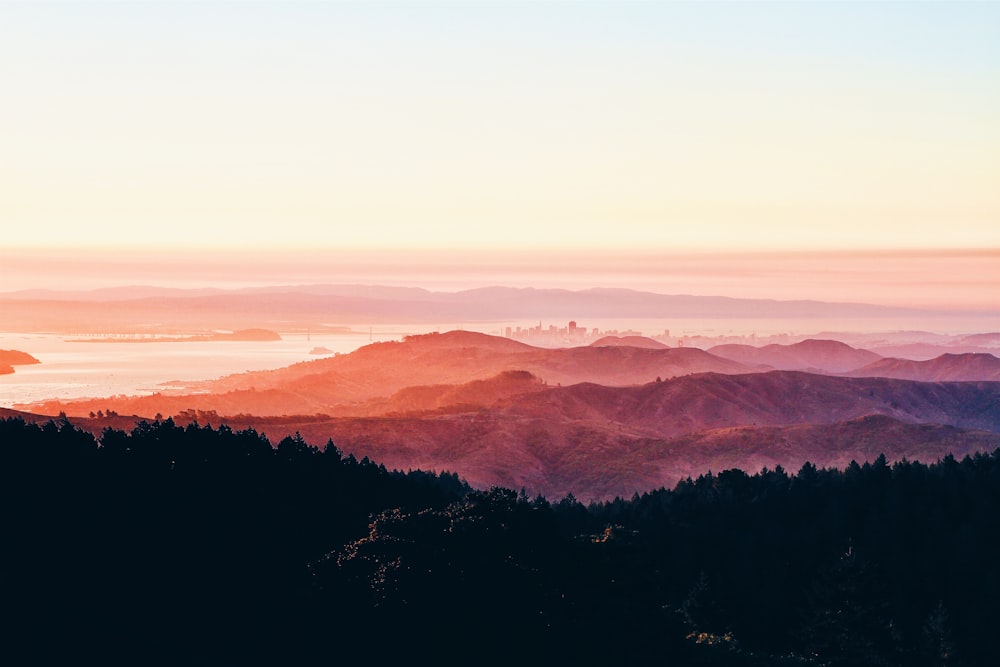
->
[2,415,997,665]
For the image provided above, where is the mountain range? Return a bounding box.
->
[1,284,977,333]
[18,331,1000,500]
[708,339,883,372]
[844,352,1000,382]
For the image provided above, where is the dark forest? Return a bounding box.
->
[3,416,997,666]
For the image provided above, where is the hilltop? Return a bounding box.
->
[708,339,882,373]
[845,352,1000,382]
[589,335,668,349]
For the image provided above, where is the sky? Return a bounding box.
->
[1,1,998,306]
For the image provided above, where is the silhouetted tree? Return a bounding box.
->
[801,546,902,667]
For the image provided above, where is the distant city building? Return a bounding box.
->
[500,321,827,350]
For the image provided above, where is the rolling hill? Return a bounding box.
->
[17,369,1000,501]
[255,370,1000,498]
[24,331,752,418]
[14,329,1000,501]
[233,371,1000,499]
[708,339,882,373]
[589,335,668,349]
[845,352,1000,382]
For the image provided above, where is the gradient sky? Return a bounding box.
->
[1,1,999,311]
[3,1,998,251]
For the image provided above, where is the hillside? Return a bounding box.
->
[24,331,752,418]
[9,414,1000,665]
[277,371,1000,498]
[494,371,1000,437]
[589,335,668,349]
[649,415,1000,487]
[218,403,1000,501]
[52,371,994,501]
[15,329,1000,501]
[345,370,548,416]
[845,352,1000,382]
[708,339,882,373]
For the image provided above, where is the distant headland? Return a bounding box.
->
[0,350,41,375]
[67,328,282,343]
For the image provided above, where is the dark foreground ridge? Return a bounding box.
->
[4,415,999,666]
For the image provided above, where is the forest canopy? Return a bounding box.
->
[3,415,997,666]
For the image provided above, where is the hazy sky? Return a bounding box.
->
[3,1,998,254]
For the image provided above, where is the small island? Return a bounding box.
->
[0,350,42,375]
[68,328,282,343]
[309,346,335,355]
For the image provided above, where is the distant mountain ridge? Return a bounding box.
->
[0,283,958,333]
[349,370,548,417]
[709,339,883,373]
[499,371,1000,435]
[227,407,1000,501]
[845,352,1000,382]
